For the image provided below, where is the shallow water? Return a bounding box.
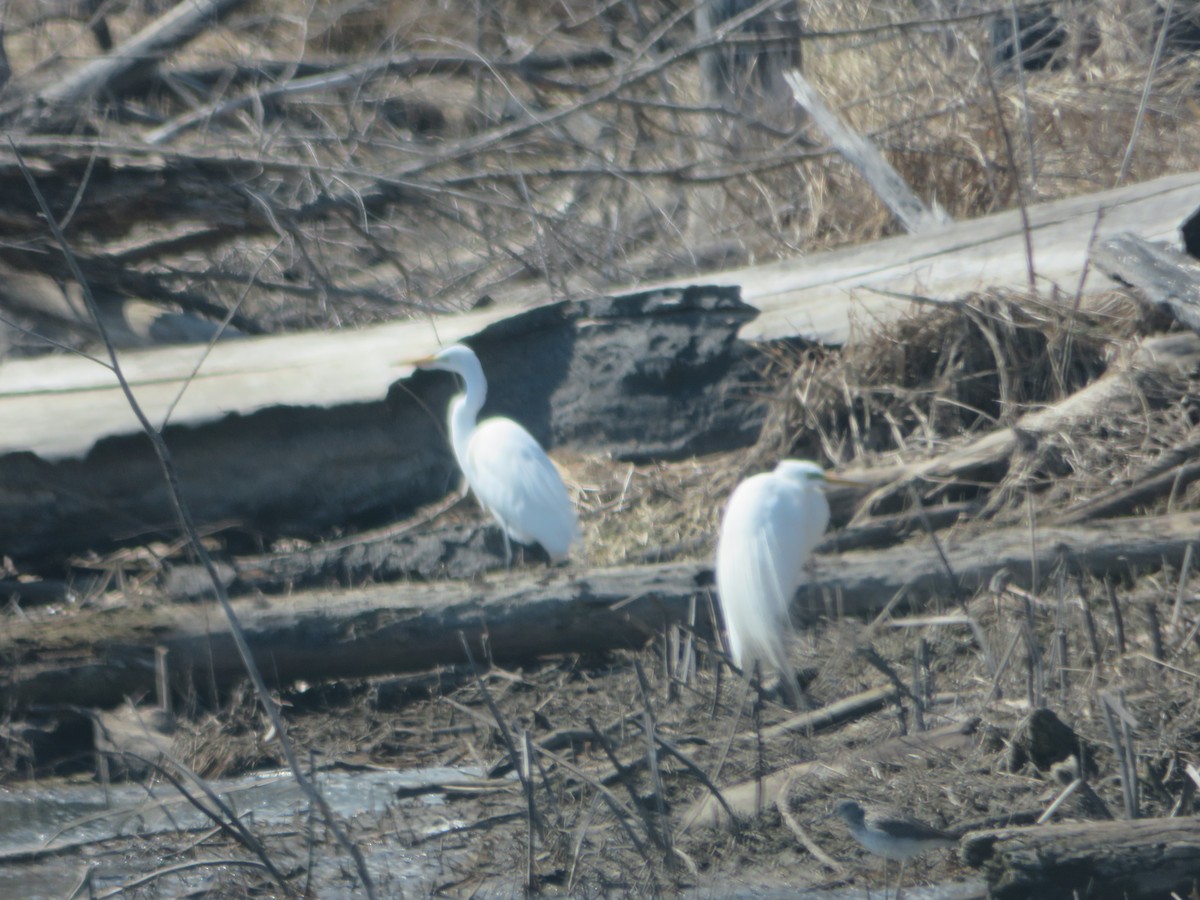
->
[0,765,496,898]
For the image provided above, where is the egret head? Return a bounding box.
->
[415,343,482,379]
[831,799,865,826]
[773,459,828,486]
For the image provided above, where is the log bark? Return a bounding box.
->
[160,499,979,600]
[961,816,1200,900]
[680,170,1200,344]
[0,286,763,560]
[4,511,1199,712]
[1093,232,1200,334]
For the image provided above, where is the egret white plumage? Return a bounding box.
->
[715,459,834,705]
[415,344,579,566]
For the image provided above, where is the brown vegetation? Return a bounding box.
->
[4,0,1200,897]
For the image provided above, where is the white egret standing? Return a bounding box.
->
[415,344,579,566]
[715,459,834,705]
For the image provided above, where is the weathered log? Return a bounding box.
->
[0,286,763,561]
[961,816,1200,900]
[160,498,978,600]
[4,511,1199,712]
[1093,232,1200,334]
[673,171,1200,343]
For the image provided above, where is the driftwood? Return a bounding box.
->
[684,718,982,829]
[1093,232,1200,334]
[853,332,1200,510]
[961,816,1200,899]
[784,69,950,235]
[0,286,763,560]
[684,171,1200,343]
[5,511,1200,712]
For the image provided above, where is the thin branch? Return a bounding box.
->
[8,137,377,900]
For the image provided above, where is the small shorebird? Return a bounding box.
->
[830,799,958,899]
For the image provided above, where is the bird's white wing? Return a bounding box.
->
[467,417,579,561]
[716,472,827,700]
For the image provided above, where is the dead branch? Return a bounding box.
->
[784,69,951,234]
[685,718,981,829]
[21,0,249,115]
[1055,436,1200,524]
[853,332,1200,513]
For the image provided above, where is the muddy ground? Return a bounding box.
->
[4,0,1200,896]
[5,294,1200,897]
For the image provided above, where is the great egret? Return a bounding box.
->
[714,459,835,705]
[831,799,957,898]
[415,344,579,566]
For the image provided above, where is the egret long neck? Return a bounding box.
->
[447,357,487,474]
[448,393,479,473]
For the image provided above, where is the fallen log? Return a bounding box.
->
[1093,232,1200,334]
[663,170,1200,344]
[4,511,1199,711]
[159,498,978,600]
[0,286,762,561]
[961,816,1200,899]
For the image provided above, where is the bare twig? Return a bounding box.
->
[775,772,844,872]
[9,138,375,899]
[458,632,545,841]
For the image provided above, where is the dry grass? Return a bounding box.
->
[7,1,1200,895]
[9,0,1200,335]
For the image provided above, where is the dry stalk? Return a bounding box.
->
[10,140,370,899]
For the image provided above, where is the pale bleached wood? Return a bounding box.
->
[2,174,1198,463]
[1092,232,1200,333]
[0,288,758,559]
[32,0,248,110]
[644,170,1200,344]
[785,69,950,235]
[0,304,506,458]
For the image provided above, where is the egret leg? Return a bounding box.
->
[894,858,907,900]
[501,529,513,570]
[752,663,766,815]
